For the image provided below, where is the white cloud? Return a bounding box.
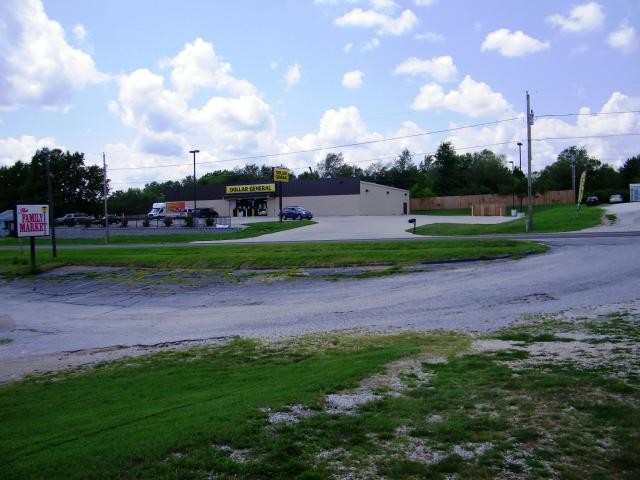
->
[481,29,550,57]
[411,75,513,118]
[342,70,365,89]
[73,24,86,41]
[160,38,256,99]
[606,21,638,54]
[413,31,446,43]
[393,55,457,83]
[343,42,354,53]
[414,0,436,6]
[0,135,60,167]
[281,107,432,173]
[361,38,381,51]
[547,2,605,33]
[284,64,301,88]
[446,91,640,172]
[110,39,278,173]
[0,0,107,110]
[335,8,419,36]
[370,0,397,11]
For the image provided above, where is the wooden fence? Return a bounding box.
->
[411,190,574,213]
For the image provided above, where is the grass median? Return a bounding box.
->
[0,220,315,246]
[411,205,604,236]
[0,239,547,275]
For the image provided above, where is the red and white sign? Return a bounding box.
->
[17,204,50,237]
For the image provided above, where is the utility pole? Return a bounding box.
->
[526,91,534,232]
[45,150,57,257]
[190,149,200,212]
[571,155,577,202]
[103,153,109,244]
[517,142,523,212]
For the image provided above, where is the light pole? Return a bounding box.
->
[189,149,200,211]
[509,160,515,210]
[517,142,523,212]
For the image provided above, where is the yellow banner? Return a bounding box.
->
[225,183,276,194]
[577,171,587,204]
[273,167,289,182]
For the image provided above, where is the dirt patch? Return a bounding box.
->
[0,336,231,384]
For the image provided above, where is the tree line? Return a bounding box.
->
[1,144,638,216]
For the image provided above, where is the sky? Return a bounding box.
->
[0,0,639,191]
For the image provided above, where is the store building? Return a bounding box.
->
[164,178,409,217]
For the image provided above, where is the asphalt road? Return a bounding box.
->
[0,203,639,381]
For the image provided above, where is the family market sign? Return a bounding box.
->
[17,204,50,237]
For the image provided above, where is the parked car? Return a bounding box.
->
[281,206,313,220]
[94,214,121,226]
[55,212,94,226]
[585,195,600,206]
[609,194,624,204]
[191,208,218,218]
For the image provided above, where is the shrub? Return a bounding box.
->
[121,219,128,228]
[142,219,150,228]
[205,217,214,227]
[184,216,194,228]
[163,217,173,227]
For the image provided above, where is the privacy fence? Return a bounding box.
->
[411,190,574,215]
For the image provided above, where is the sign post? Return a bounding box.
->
[272,168,289,222]
[15,204,50,272]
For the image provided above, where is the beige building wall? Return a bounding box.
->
[359,181,409,216]
[278,194,361,216]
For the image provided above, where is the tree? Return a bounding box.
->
[431,142,463,195]
[0,148,105,215]
[619,155,640,186]
[317,152,362,178]
[535,146,601,193]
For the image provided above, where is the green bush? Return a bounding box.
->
[184,216,194,228]
[205,217,214,227]
[121,219,128,228]
[142,219,150,228]
[163,217,173,227]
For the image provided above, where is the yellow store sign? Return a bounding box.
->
[225,183,276,194]
[273,167,289,182]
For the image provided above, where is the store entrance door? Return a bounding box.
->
[233,198,267,217]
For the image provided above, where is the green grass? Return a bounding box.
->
[2,315,638,479]
[0,221,314,246]
[411,208,471,216]
[0,239,547,276]
[0,332,467,480]
[411,204,604,235]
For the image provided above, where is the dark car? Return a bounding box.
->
[191,208,218,218]
[585,195,599,206]
[55,212,94,226]
[94,214,121,226]
[281,206,313,220]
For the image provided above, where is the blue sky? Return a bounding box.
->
[1,0,638,189]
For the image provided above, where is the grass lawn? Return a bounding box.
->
[0,221,314,246]
[1,313,638,479]
[0,239,547,276]
[411,204,604,236]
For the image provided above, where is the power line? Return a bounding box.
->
[532,132,640,141]
[108,116,521,171]
[537,110,640,118]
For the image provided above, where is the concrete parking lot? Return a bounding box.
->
[208,213,515,243]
